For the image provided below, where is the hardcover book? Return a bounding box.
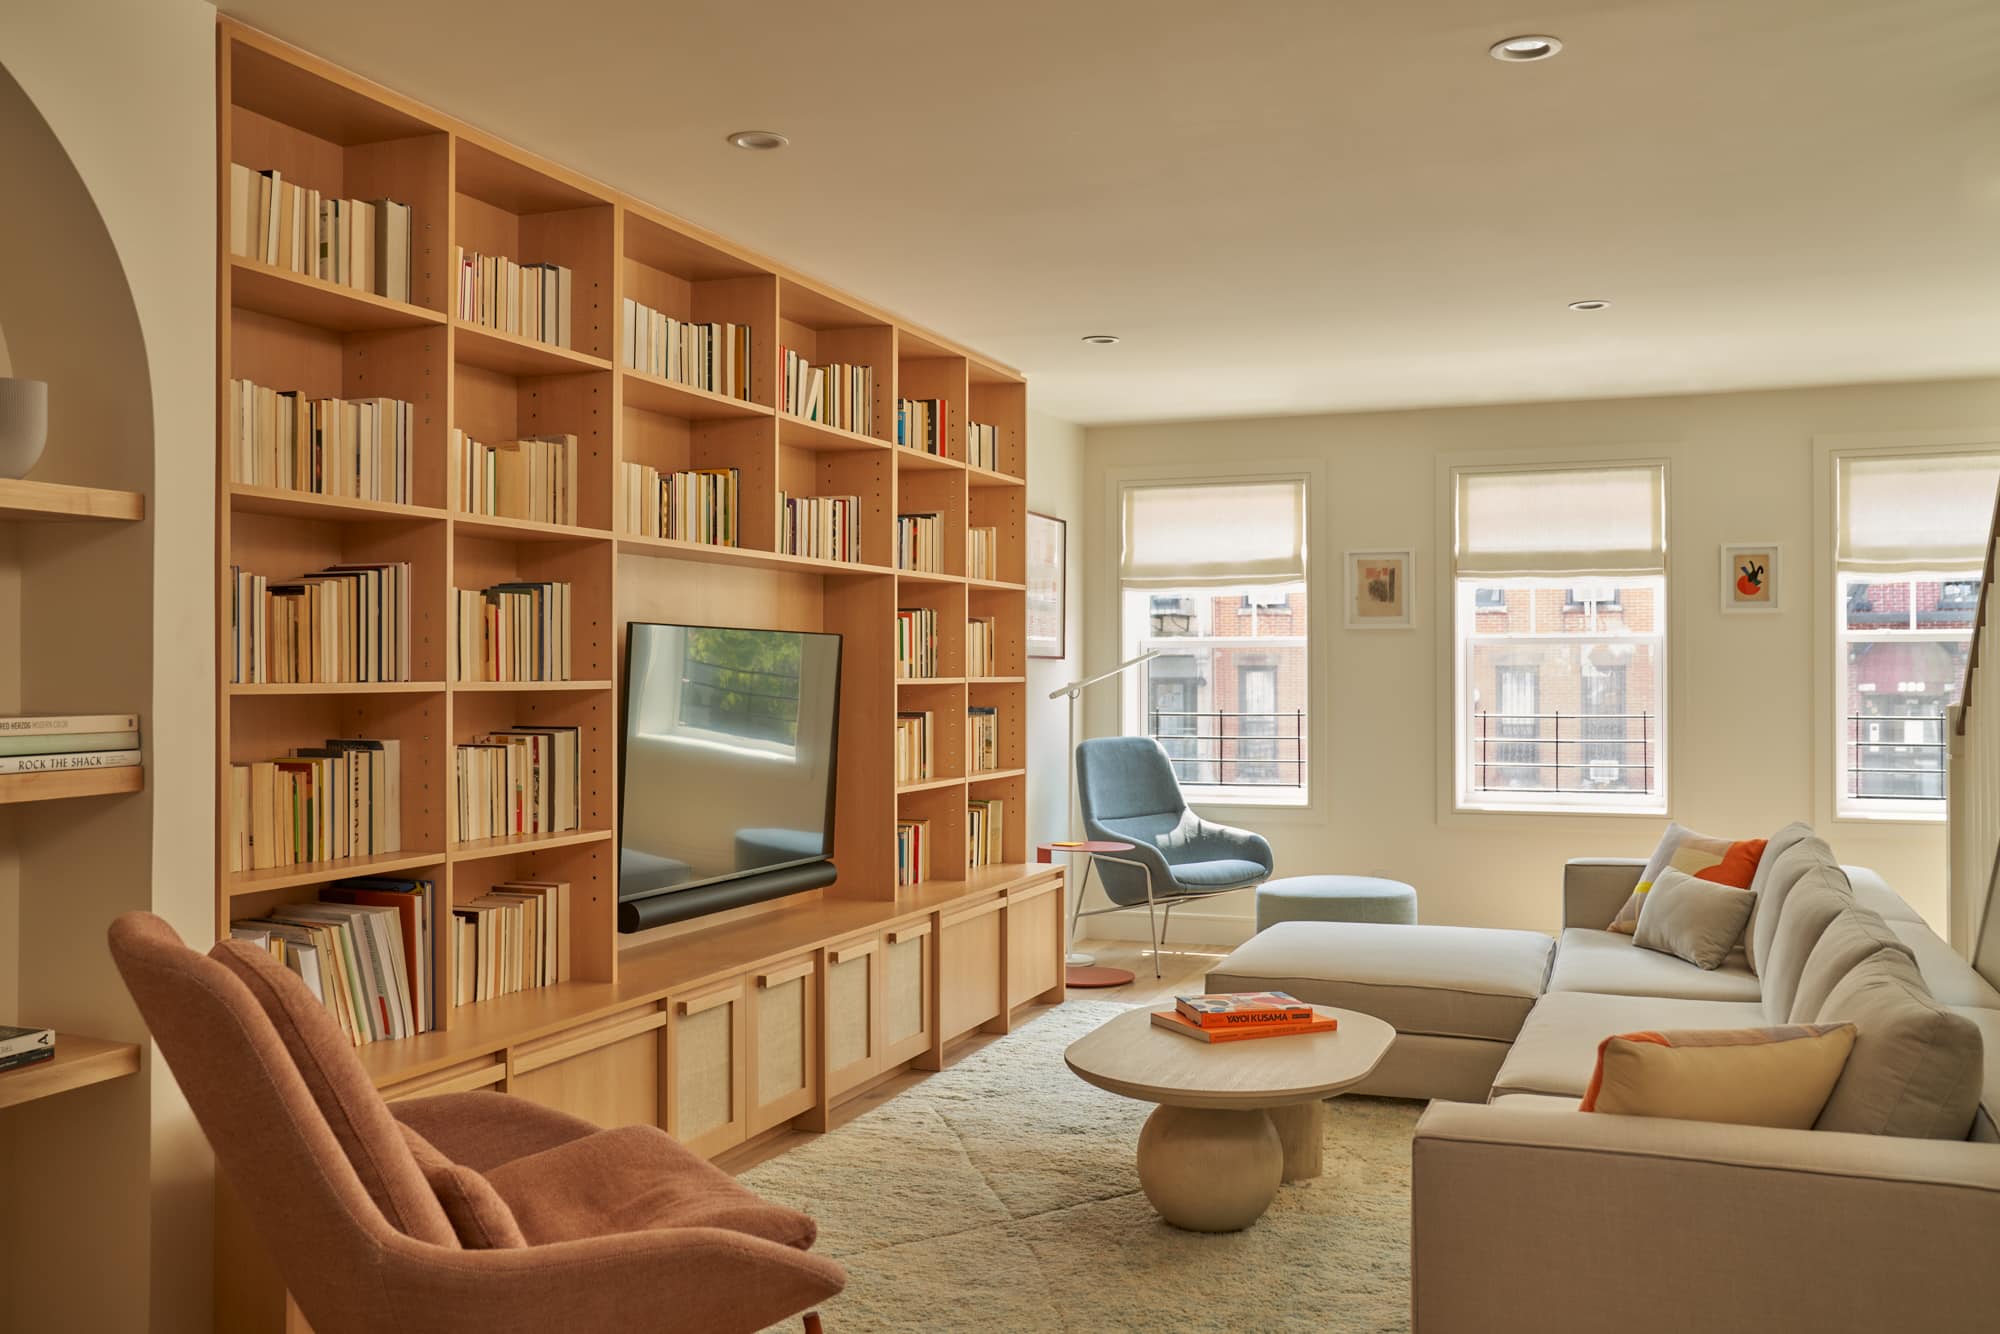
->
[1150,1009,1337,1043]
[1176,991,1314,1028]
[0,1025,56,1064]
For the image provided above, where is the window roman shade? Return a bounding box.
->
[1120,480,1306,588]
[1835,451,2000,573]
[1454,465,1666,577]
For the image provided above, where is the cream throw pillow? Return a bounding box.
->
[1632,868,1755,970]
[1608,823,1765,934]
[1581,1023,1857,1128]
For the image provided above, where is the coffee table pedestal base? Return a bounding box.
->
[1135,1101,1324,1232]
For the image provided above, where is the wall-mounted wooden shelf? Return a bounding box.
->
[0,1035,142,1111]
[228,256,444,332]
[0,766,143,806]
[622,369,771,422]
[0,478,145,524]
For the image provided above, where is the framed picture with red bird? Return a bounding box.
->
[1721,542,1781,613]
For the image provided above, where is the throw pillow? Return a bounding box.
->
[1607,824,1767,934]
[1632,868,1756,969]
[397,1123,527,1249]
[1581,1023,1857,1128]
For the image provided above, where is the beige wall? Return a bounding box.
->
[1082,377,2000,944]
[1025,411,1086,855]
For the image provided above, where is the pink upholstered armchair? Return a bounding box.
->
[109,912,844,1334]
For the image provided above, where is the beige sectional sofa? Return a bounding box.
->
[1207,824,2000,1333]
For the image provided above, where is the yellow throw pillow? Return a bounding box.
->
[1580,1024,1857,1129]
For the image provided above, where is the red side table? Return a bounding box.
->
[1039,840,1140,988]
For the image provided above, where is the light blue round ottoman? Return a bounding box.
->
[1254,875,1418,932]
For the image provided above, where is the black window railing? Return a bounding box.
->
[1846,711,1947,801]
[1146,709,1305,789]
[1472,710,1657,795]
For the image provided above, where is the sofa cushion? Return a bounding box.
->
[1491,992,1768,1099]
[1948,1006,2000,1142]
[1887,920,2000,1010]
[1580,1023,1857,1129]
[1547,929,1761,1003]
[1633,869,1756,970]
[1760,872,1853,1024]
[1789,908,1915,1024]
[1843,865,1927,924]
[1207,921,1554,1043]
[1815,948,1985,1140]
[1744,821,1819,974]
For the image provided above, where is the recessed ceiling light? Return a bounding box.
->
[1567,299,1610,311]
[726,129,789,151]
[1081,334,1121,345]
[1489,34,1563,62]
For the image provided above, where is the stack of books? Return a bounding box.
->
[229,560,411,685]
[0,1026,54,1075]
[967,421,1000,471]
[967,526,998,581]
[451,581,572,682]
[1151,992,1339,1044]
[454,247,573,349]
[967,706,998,773]
[967,797,1003,867]
[779,493,861,563]
[228,380,413,503]
[453,726,582,841]
[0,713,141,780]
[895,710,933,785]
[895,818,930,886]
[967,616,997,677]
[453,880,570,1004]
[781,351,873,433]
[227,166,413,303]
[896,607,939,678]
[896,397,946,456]
[896,512,943,572]
[226,739,403,871]
[232,880,435,1045]
[456,430,578,526]
[621,299,753,401]
[620,462,739,546]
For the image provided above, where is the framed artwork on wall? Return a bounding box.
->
[1721,542,1781,612]
[1026,511,1067,658]
[1346,549,1414,628]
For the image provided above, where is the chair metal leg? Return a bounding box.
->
[1143,869,1163,979]
[1066,856,1097,964]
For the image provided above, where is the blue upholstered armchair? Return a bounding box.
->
[1072,737,1275,973]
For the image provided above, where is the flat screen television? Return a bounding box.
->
[617,622,842,931]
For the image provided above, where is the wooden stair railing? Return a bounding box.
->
[1949,482,2000,970]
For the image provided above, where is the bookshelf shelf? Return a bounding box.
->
[0,766,144,806]
[0,1034,142,1111]
[895,446,963,472]
[616,532,892,579]
[900,675,967,687]
[448,827,614,862]
[454,322,612,378]
[968,676,1027,685]
[449,679,614,693]
[228,485,444,525]
[229,256,444,333]
[227,681,445,696]
[898,569,964,586]
[0,478,145,524]
[967,767,1028,785]
[779,413,890,454]
[622,369,771,422]
[223,849,447,898]
[896,776,967,796]
[967,577,1027,592]
[450,512,612,545]
[966,464,1025,489]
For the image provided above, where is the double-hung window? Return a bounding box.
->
[1833,450,2000,818]
[1119,479,1308,804]
[1453,464,1668,813]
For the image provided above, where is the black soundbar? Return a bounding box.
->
[617,858,839,933]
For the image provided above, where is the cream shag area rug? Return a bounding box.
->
[743,1000,1422,1333]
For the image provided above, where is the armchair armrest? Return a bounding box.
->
[390,1090,598,1172]
[1561,857,1643,929]
[1412,1101,2000,1334]
[1168,814,1275,875]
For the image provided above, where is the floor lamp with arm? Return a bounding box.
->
[1049,649,1161,972]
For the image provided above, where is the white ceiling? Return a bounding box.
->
[220,0,2000,425]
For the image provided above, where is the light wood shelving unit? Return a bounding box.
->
[0,1034,143,1112]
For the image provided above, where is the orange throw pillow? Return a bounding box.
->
[1694,838,1767,889]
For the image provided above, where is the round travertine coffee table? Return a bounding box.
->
[1064,1005,1394,1232]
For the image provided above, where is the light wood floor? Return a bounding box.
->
[722,939,1232,1173]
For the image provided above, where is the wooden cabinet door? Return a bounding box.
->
[1007,876,1063,1008]
[937,896,1005,1041]
[822,934,880,1098]
[879,920,933,1066]
[508,1005,666,1128]
[667,978,748,1158]
[747,954,818,1135]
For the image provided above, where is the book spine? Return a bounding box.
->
[1202,1019,1337,1042]
[0,1028,55,1061]
[0,714,140,735]
[0,750,143,775]
[0,1046,56,1072]
[1179,1006,1316,1029]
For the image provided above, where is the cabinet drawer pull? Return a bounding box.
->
[886,921,932,944]
[677,984,739,1016]
[758,958,815,988]
[511,1011,665,1076]
[1008,877,1059,904]
[941,897,1006,927]
[828,940,878,965]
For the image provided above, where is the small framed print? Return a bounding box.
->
[1025,511,1067,658]
[1722,542,1781,613]
[1346,549,1414,628]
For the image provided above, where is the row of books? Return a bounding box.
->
[229,561,412,685]
[968,706,999,773]
[227,165,413,303]
[1151,991,1338,1044]
[226,739,404,872]
[896,397,946,456]
[968,797,1004,868]
[0,713,141,778]
[228,379,414,504]
[896,511,943,573]
[0,1025,54,1075]
[456,430,578,527]
[896,606,939,678]
[455,247,573,349]
[896,817,930,886]
[620,463,740,545]
[451,582,573,683]
[781,351,874,434]
[621,299,753,401]
[967,615,998,677]
[454,726,583,842]
[455,880,570,1004]
[895,710,932,785]
[779,493,861,563]
[967,526,998,581]
[968,421,1000,472]
[233,882,434,1044]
